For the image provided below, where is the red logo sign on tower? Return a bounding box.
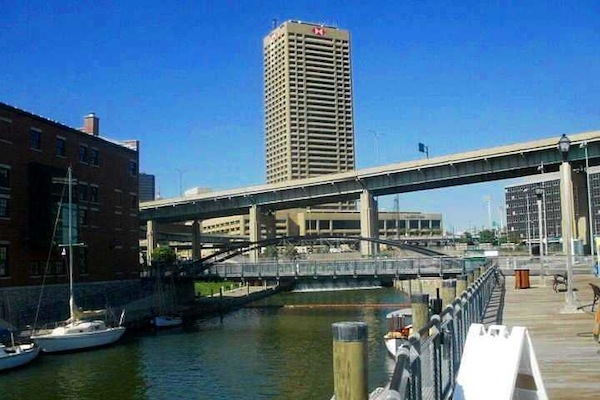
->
[312,26,325,36]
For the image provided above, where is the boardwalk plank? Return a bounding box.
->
[502,273,600,400]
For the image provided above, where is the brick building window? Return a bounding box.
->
[0,245,8,277]
[0,119,12,142]
[0,166,9,188]
[30,129,41,150]
[79,248,88,275]
[90,149,99,166]
[79,208,88,226]
[78,184,88,202]
[0,197,9,218]
[90,186,99,203]
[30,261,42,276]
[56,137,66,157]
[79,145,89,163]
[128,160,138,176]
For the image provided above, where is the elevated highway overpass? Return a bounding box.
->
[140,131,600,261]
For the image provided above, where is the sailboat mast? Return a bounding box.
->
[68,166,75,322]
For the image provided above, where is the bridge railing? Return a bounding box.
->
[494,255,596,275]
[207,257,489,279]
[372,264,501,400]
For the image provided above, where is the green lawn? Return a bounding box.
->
[195,281,239,297]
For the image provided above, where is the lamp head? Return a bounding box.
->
[557,134,571,161]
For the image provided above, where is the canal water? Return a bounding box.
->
[0,287,408,400]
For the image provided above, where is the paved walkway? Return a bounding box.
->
[502,273,600,399]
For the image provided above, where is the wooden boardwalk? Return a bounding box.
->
[502,273,600,399]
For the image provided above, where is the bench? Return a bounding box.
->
[552,274,567,293]
[590,283,600,312]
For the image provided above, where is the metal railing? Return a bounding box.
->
[494,255,597,276]
[207,257,490,280]
[373,264,502,400]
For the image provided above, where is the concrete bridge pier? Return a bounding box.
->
[360,190,379,257]
[249,205,277,262]
[191,220,202,261]
[146,220,158,264]
[249,205,260,262]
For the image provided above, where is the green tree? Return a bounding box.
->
[283,244,298,260]
[459,232,473,244]
[151,246,176,263]
[479,229,496,243]
[265,245,278,259]
[507,232,521,244]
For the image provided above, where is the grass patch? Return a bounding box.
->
[195,281,238,297]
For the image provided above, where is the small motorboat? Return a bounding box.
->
[0,330,40,372]
[383,308,413,358]
[151,315,183,328]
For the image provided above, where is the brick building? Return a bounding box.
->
[0,102,140,288]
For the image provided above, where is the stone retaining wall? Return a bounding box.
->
[0,279,148,329]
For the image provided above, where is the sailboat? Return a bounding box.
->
[31,166,126,353]
[150,266,182,328]
[0,321,40,372]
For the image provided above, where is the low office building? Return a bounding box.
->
[200,209,443,238]
[0,102,140,288]
[504,168,597,251]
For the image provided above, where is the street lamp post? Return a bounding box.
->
[558,134,576,310]
[175,168,187,197]
[580,141,596,267]
[535,188,545,284]
[394,195,400,240]
[537,162,548,257]
[524,188,532,256]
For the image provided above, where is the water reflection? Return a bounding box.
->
[0,287,407,400]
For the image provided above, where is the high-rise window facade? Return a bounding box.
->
[264,21,355,186]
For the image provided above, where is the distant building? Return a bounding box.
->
[504,168,599,249]
[505,173,562,245]
[201,209,443,238]
[184,187,212,197]
[264,21,355,209]
[139,173,155,202]
[0,102,140,287]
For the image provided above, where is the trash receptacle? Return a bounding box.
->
[514,269,530,289]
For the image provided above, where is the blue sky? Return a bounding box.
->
[2,1,599,232]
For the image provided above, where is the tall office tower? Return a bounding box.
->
[139,173,156,202]
[264,21,355,192]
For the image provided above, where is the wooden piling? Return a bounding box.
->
[441,280,456,309]
[411,293,430,338]
[456,275,468,296]
[332,321,368,400]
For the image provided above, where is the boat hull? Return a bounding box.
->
[152,316,183,328]
[0,344,40,372]
[32,327,126,353]
[384,337,409,358]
